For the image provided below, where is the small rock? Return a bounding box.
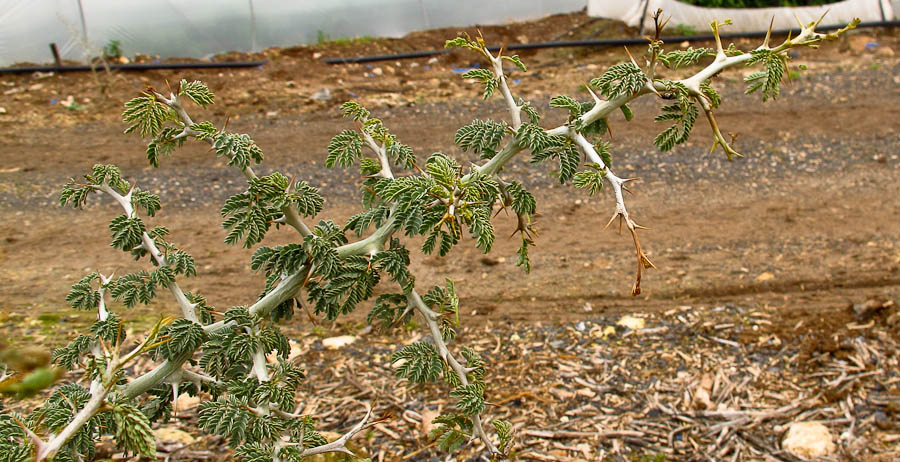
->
[782,422,836,458]
[848,35,875,52]
[755,271,775,282]
[310,87,331,101]
[312,52,323,59]
[853,298,886,321]
[575,321,586,332]
[480,256,499,266]
[549,387,575,400]
[876,46,894,56]
[427,57,438,64]
[616,315,645,330]
[28,83,44,91]
[692,374,715,410]
[175,393,200,411]
[371,67,383,76]
[265,111,278,119]
[154,426,196,444]
[873,411,893,430]
[0,107,6,114]
[322,335,356,349]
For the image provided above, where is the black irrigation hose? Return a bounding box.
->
[0,60,267,75]
[324,20,899,65]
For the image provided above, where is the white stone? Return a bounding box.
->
[174,393,200,411]
[782,422,836,458]
[616,315,645,330]
[322,335,356,349]
[154,425,196,444]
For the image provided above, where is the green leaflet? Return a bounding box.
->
[653,81,698,152]
[179,79,215,107]
[455,119,508,159]
[745,49,786,101]
[590,62,647,98]
[123,93,171,138]
[391,341,443,383]
[326,130,363,168]
[659,47,714,69]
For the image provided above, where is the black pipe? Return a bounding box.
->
[325,20,899,65]
[0,60,267,75]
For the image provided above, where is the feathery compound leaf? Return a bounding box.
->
[367,293,409,332]
[445,36,480,51]
[595,140,613,167]
[146,126,185,168]
[179,79,215,107]
[461,68,499,100]
[549,94,584,119]
[247,172,323,218]
[167,250,197,277]
[220,192,280,248]
[66,272,100,310]
[557,143,580,184]
[590,62,647,99]
[502,54,527,71]
[653,81,698,152]
[700,81,721,108]
[90,313,124,343]
[190,121,219,140]
[213,132,264,170]
[745,49,785,101]
[392,341,443,383]
[156,319,207,360]
[620,103,634,121]
[519,97,541,123]
[573,163,606,196]
[516,123,553,154]
[455,119,508,159]
[198,398,251,443]
[451,384,485,416]
[516,237,532,273]
[341,101,370,121]
[251,244,307,277]
[88,164,130,192]
[505,181,536,216]
[372,244,412,286]
[111,403,156,458]
[110,271,155,307]
[659,47,714,69]
[492,419,514,452]
[131,188,161,217]
[326,130,363,168]
[52,335,92,369]
[60,181,96,209]
[386,141,417,169]
[344,205,391,237]
[429,413,472,452]
[123,92,170,138]
[108,215,146,251]
[234,442,273,462]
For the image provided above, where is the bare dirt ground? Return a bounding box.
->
[1,11,899,462]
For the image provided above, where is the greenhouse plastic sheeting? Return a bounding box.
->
[587,0,894,33]
[0,0,585,66]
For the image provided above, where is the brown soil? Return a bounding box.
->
[0,11,898,461]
